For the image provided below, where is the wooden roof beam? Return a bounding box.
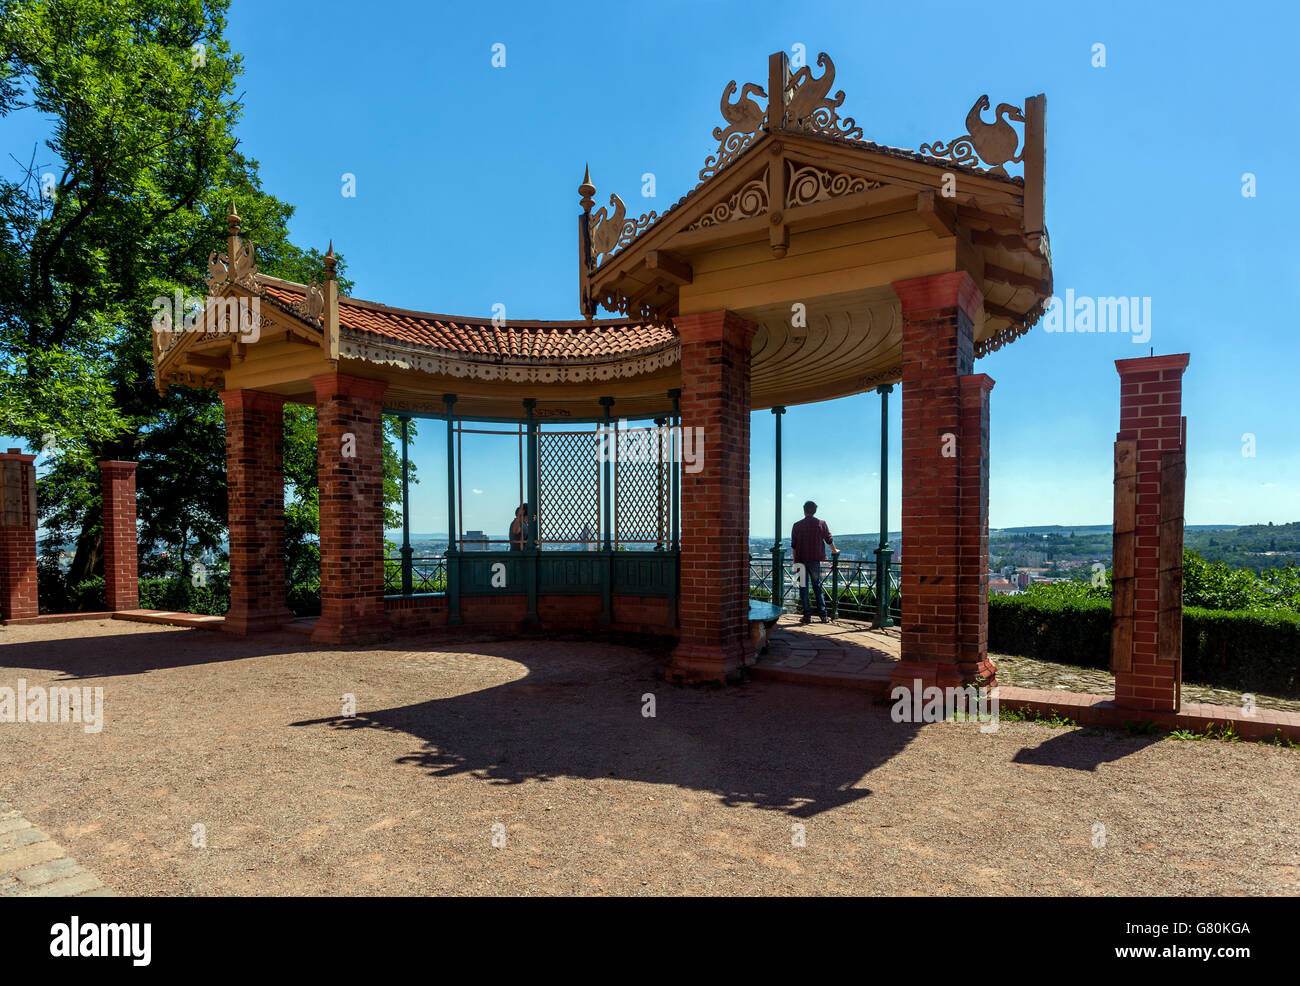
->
[984,262,1050,295]
[917,190,956,238]
[645,250,692,285]
[968,227,1030,252]
[956,206,1021,234]
[984,299,1034,325]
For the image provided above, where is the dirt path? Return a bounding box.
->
[1,619,1295,895]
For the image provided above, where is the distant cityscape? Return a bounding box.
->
[52,522,1297,587]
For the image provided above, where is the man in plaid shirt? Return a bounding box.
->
[790,500,838,624]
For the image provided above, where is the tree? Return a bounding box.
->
[0,0,399,611]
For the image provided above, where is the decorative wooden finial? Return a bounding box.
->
[324,240,336,281]
[579,164,596,214]
[226,200,240,235]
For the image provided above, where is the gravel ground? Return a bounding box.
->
[1,619,1296,896]
[993,653,1300,713]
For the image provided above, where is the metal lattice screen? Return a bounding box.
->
[614,423,669,548]
[538,429,601,545]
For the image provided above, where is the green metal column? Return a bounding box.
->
[400,416,412,596]
[669,389,680,552]
[668,388,680,628]
[444,394,461,625]
[599,396,614,623]
[523,398,539,623]
[653,416,667,551]
[874,383,893,628]
[771,405,785,611]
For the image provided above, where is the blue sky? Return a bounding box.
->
[7,0,1299,537]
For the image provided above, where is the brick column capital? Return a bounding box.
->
[97,459,138,476]
[958,373,997,399]
[892,271,983,324]
[219,389,288,413]
[0,449,36,466]
[310,372,388,403]
[673,309,757,348]
[1115,353,1190,378]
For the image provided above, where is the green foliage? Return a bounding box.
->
[1182,606,1300,695]
[989,595,1300,696]
[998,706,1076,728]
[1182,550,1300,610]
[987,591,1113,667]
[0,0,400,616]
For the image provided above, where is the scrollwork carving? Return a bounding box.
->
[698,78,767,185]
[920,95,1025,176]
[784,53,863,140]
[686,169,769,229]
[785,163,880,207]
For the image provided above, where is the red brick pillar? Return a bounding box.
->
[1113,354,1189,712]
[0,449,38,622]
[311,372,390,644]
[957,374,994,674]
[891,271,998,691]
[668,310,756,683]
[98,460,139,611]
[221,390,293,633]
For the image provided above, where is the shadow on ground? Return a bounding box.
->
[290,635,923,818]
[1011,729,1163,770]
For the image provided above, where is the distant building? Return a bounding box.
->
[988,577,1018,596]
[463,530,489,551]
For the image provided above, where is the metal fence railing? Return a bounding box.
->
[383,555,448,595]
[748,554,901,624]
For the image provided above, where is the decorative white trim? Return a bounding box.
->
[340,335,681,383]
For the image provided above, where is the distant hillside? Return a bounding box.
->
[1184,521,1300,570]
[750,522,1300,573]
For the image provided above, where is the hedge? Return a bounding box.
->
[989,595,1300,696]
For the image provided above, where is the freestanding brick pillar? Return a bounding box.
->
[1111,354,1189,712]
[0,449,39,622]
[311,372,391,645]
[668,309,756,683]
[891,272,998,691]
[221,390,293,633]
[98,460,139,611]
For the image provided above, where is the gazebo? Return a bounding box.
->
[151,51,1052,689]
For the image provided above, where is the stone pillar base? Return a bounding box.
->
[890,657,998,692]
[311,614,391,646]
[666,642,748,684]
[224,609,293,635]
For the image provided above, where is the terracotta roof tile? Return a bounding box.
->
[259,281,674,362]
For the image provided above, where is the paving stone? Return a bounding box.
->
[0,816,33,836]
[16,855,82,887]
[19,871,102,897]
[0,826,50,851]
[0,840,65,873]
[76,887,116,897]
